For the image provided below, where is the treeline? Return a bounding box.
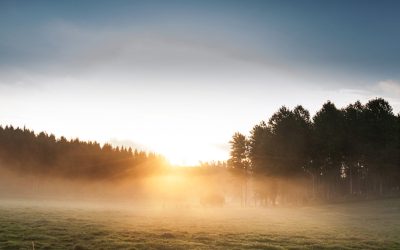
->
[0,126,167,180]
[229,98,400,204]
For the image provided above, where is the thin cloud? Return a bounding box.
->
[377,80,400,97]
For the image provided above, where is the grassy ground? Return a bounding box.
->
[0,199,400,249]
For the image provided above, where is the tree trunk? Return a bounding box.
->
[349,164,353,195]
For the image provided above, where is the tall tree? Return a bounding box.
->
[342,101,365,195]
[228,132,250,206]
[267,106,311,177]
[229,132,249,170]
[248,121,270,175]
[363,98,397,195]
[312,101,346,200]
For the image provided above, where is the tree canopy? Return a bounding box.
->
[229,98,400,203]
[0,126,167,180]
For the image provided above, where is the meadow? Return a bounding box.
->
[0,199,400,249]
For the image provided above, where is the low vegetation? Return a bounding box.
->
[0,199,400,249]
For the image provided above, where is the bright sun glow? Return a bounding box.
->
[157,140,219,166]
[140,130,227,166]
[163,145,207,166]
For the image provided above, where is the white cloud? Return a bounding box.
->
[377,80,400,97]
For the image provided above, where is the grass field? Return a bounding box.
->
[0,199,400,249]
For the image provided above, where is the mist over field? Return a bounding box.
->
[1,94,400,250]
[2,0,400,249]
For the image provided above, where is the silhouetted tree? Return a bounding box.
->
[0,126,167,180]
[228,132,250,206]
[363,98,397,195]
[232,98,400,204]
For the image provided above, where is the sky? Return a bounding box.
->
[1,0,400,165]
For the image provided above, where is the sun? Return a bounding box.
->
[146,135,226,167]
[127,120,228,167]
[157,139,210,166]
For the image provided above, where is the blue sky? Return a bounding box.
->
[1,0,400,164]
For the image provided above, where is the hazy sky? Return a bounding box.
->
[1,0,400,165]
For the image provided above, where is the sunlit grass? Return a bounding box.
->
[1,199,400,249]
